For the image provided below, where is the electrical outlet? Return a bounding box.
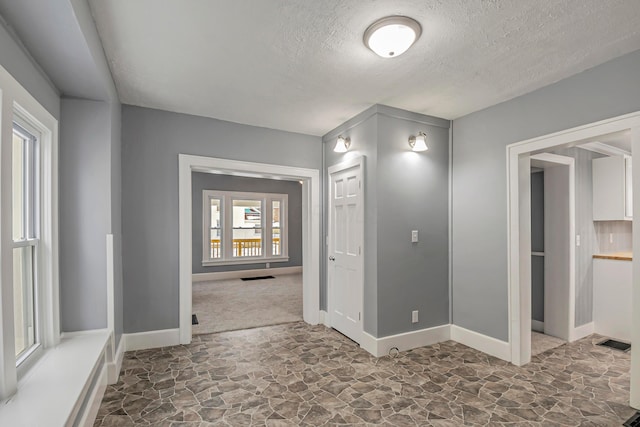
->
[412,310,419,323]
[610,233,614,244]
[576,235,580,247]
[411,230,418,243]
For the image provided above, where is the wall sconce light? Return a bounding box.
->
[408,132,428,152]
[334,136,351,153]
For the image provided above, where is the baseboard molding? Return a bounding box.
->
[193,266,302,282]
[531,320,544,333]
[571,321,594,342]
[106,336,125,384]
[360,324,451,358]
[450,325,511,362]
[318,310,330,327]
[124,328,180,352]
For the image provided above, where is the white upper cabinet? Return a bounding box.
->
[592,155,632,221]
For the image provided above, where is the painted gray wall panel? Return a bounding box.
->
[324,112,379,336]
[452,48,640,341]
[531,171,544,322]
[121,105,321,333]
[375,115,450,336]
[0,15,59,118]
[531,256,544,322]
[323,106,450,338]
[111,101,124,343]
[531,172,544,253]
[191,173,302,273]
[59,98,110,331]
[551,147,600,327]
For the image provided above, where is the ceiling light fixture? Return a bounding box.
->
[364,16,422,58]
[408,132,428,152]
[334,136,351,153]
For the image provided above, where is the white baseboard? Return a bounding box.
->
[318,310,330,327]
[450,325,511,362]
[193,266,302,282]
[531,320,544,333]
[360,324,451,358]
[124,328,180,352]
[571,321,594,342]
[107,336,125,384]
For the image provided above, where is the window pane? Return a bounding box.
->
[13,246,35,358]
[272,200,281,256]
[12,132,25,241]
[232,199,262,257]
[209,198,221,259]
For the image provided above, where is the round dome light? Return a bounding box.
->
[364,16,422,58]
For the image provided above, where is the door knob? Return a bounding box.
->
[329,256,335,261]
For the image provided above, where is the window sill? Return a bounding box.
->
[202,256,289,267]
[0,330,110,426]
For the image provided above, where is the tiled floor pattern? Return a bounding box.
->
[531,331,566,357]
[95,322,635,426]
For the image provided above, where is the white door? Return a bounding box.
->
[329,162,363,343]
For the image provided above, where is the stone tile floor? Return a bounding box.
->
[94,322,635,426]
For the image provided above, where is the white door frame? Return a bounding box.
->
[506,111,640,409]
[178,154,321,344]
[327,155,365,343]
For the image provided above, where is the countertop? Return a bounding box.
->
[592,251,632,261]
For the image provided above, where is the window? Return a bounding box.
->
[12,121,41,367]
[203,190,288,265]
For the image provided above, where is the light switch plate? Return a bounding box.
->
[412,310,419,323]
[411,230,418,243]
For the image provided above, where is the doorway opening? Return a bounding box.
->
[178,155,320,344]
[190,175,304,334]
[507,111,640,409]
[529,153,575,356]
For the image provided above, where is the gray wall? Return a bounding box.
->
[0,3,124,343]
[59,99,111,331]
[324,110,379,334]
[531,171,544,322]
[551,147,601,327]
[0,15,59,119]
[324,105,450,338]
[191,172,302,273]
[452,48,640,341]
[122,105,322,333]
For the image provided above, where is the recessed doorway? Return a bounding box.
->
[178,155,320,344]
[506,111,640,409]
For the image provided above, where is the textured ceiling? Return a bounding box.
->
[89,0,640,136]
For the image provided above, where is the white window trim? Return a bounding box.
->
[202,190,289,266]
[0,64,59,400]
[11,118,43,378]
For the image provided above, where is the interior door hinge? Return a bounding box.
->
[359,312,361,321]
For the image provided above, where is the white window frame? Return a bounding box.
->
[202,190,289,266]
[11,118,43,377]
[0,65,59,400]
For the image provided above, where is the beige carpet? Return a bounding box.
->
[192,273,302,334]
